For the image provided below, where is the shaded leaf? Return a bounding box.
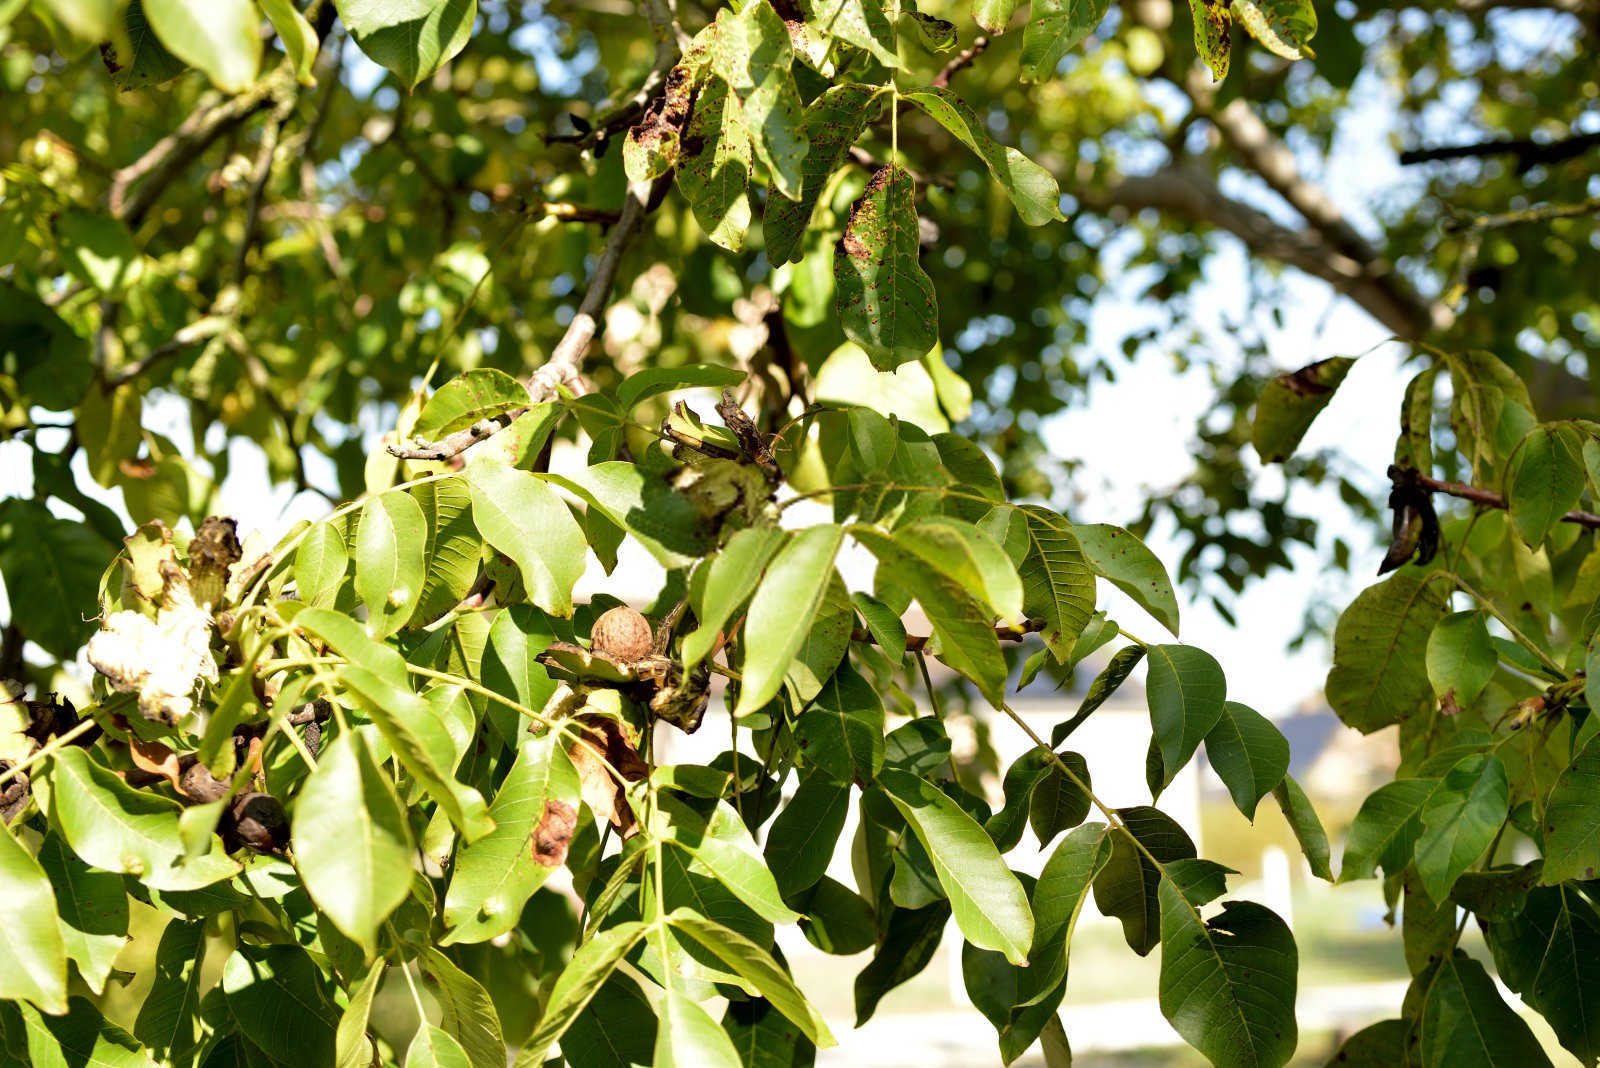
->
[1203,701,1289,821]
[1326,573,1449,734]
[1144,644,1227,794]
[764,84,878,265]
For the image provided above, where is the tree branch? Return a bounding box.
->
[1400,130,1600,169]
[932,36,990,89]
[1420,473,1600,530]
[851,618,1046,651]
[1084,166,1453,337]
[387,176,668,462]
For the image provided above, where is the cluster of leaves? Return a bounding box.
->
[1257,345,1600,1064]
[1,357,1333,1065]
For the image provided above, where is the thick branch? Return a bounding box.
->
[1086,166,1453,337]
[1400,130,1600,169]
[1420,474,1600,530]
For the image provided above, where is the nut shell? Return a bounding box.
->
[589,605,653,663]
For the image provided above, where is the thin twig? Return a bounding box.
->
[1419,473,1600,530]
[931,35,990,89]
[1400,131,1600,169]
[850,618,1046,651]
[1443,196,1600,233]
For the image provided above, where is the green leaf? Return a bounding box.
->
[1540,734,1600,883]
[1052,644,1145,745]
[734,524,844,717]
[1026,822,1113,1004]
[851,591,907,660]
[355,489,428,638]
[986,747,1054,851]
[902,88,1062,226]
[794,876,875,956]
[1326,1020,1408,1065]
[542,463,714,568]
[40,747,239,892]
[443,732,580,944]
[1020,0,1110,80]
[0,282,93,411]
[339,0,477,89]
[1231,0,1316,60]
[656,795,800,924]
[258,0,318,82]
[853,902,950,1025]
[893,516,1023,622]
[55,210,143,297]
[416,369,531,438]
[410,477,482,627]
[1337,777,1439,883]
[1013,506,1097,662]
[1250,357,1355,463]
[722,996,816,1068]
[36,834,126,996]
[0,820,68,1014]
[406,1026,473,1068]
[132,918,205,1062]
[615,364,746,410]
[668,911,834,1046]
[0,499,110,660]
[784,569,854,707]
[1271,776,1332,881]
[1029,752,1091,847]
[518,921,649,1063]
[1069,524,1179,636]
[856,526,1007,706]
[678,76,753,251]
[1425,610,1495,710]
[764,772,850,897]
[1326,573,1450,734]
[685,529,784,668]
[1203,701,1289,821]
[335,964,385,1068]
[466,460,587,617]
[292,730,415,954]
[1188,0,1232,81]
[974,0,1017,33]
[1091,806,1195,956]
[144,0,260,91]
[295,520,349,609]
[764,84,878,265]
[1157,882,1298,1068]
[417,947,505,1068]
[1485,884,1600,1065]
[712,0,810,200]
[295,608,494,840]
[562,973,657,1068]
[657,983,742,1068]
[1144,644,1226,794]
[879,768,1034,964]
[15,998,152,1068]
[105,0,189,88]
[1416,951,1552,1067]
[834,165,939,371]
[480,605,559,746]
[1505,423,1587,547]
[795,659,886,785]
[1414,754,1508,902]
[222,944,339,1064]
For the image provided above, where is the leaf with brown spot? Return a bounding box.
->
[567,714,647,838]
[623,63,698,182]
[677,77,753,251]
[128,736,184,791]
[1188,0,1232,81]
[764,83,878,264]
[1250,355,1355,463]
[834,165,939,370]
[533,800,577,867]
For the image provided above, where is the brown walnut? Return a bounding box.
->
[589,605,653,663]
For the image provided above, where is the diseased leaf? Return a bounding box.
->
[1251,356,1354,463]
[802,0,899,66]
[835,165,939,371]
[974,0,1018,34]
[1232,0,1315,60]
[1188,0,1232,81]
[678,77,753,251]
[765,83,878,261]
[1540,734,1600,883]
[902,88,1062,226]
[712,1,810,200]
[1326,573,1450,734]
[1070,523,1179,635]
[1020,0,1110,80]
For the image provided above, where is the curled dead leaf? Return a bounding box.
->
[532,799,577,867]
